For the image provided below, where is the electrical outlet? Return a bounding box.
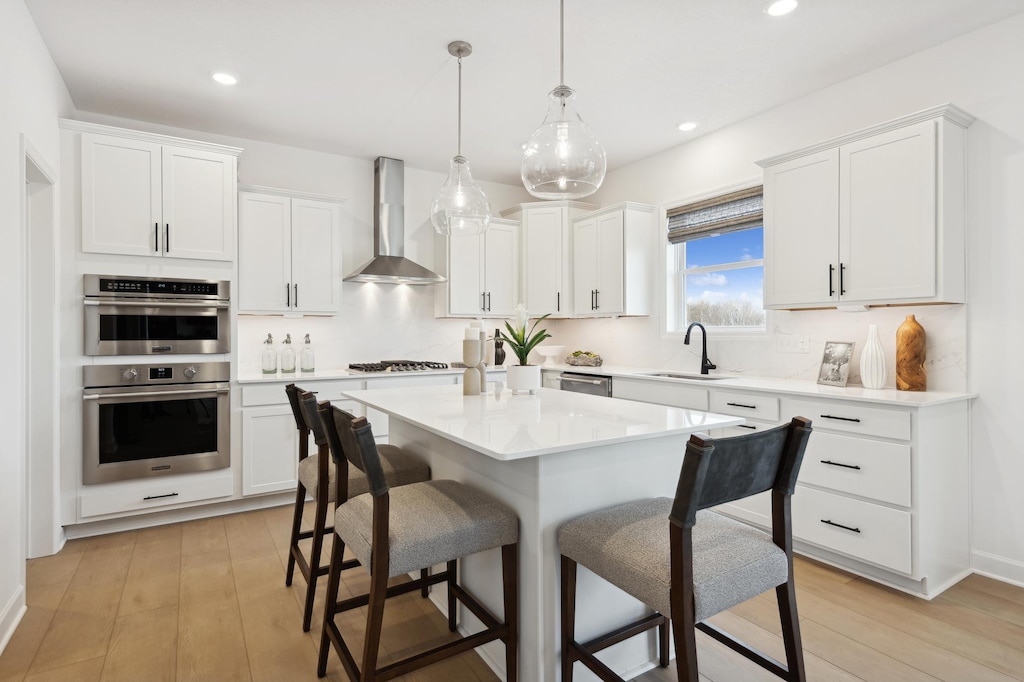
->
[776,334,809,354]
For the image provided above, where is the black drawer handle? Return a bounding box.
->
[726,402,757,409]
[821,519,860,533]
[143,492,179,501]
[821,414,861,423]
[736,424,757,430]
[820,459,861,470]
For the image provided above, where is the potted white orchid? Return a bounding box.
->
[498,303,552,394]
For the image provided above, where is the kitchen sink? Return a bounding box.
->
[639,372,730,381]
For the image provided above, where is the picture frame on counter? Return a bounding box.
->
[817,341,855,387]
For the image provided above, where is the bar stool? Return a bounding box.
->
[558,417,813,682]
[283,384,430,632]
[309,396,520,681]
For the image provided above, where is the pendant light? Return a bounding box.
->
[430,41,491,236]
[521,0,606,200]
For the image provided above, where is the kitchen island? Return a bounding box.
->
[340,383,743,682]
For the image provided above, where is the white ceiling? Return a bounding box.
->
[24,0,1024,185]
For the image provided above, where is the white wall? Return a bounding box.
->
[0,0,74,652]
[553,12,1024,584]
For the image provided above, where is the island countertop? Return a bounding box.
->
[340,384,743,461]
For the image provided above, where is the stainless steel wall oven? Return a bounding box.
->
[84,274,230,356]
[82,362,230,484]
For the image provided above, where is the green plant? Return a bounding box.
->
[498,303,552,365]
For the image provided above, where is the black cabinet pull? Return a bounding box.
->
[294,284,298,308]
[143,492,179,501]
[154,222,159,252]
[821,519,861,533]
[726,402,757,409]
[820,459,862,470]
[487,292,491,311]
[736,424,757,430]
[164,224,170,253]
[595,289,600,309]
[821,414,861,423]
[557,291,561,312]
[286,283,291,307]
[840,263,846,295]
[481,292,486,312]
[828,264,835,297]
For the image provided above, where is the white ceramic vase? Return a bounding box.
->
[860,324,887,389]
[507,364,541,395]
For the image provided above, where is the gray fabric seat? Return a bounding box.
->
[336,479,519,578]
[559,499,788,622]
[297,443,430,503]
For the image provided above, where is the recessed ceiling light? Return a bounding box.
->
[212,72,238,85]
[677,121,698,132]
[763,0,798,17]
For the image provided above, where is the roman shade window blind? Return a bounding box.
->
[666,186,763,244]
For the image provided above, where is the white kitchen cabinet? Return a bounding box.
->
[761,105,972,309]
[501,201,597,317]
[572,202,655,317]
[611,376,708,411]
[238,187,343,315]
[435,218,519,318]
[76,122,240,261]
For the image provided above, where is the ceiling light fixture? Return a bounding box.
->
[762,0,798,17]
[520,0,606,200]
[430,41,491,237]
[212,72,238,85]
[677,121,698,132]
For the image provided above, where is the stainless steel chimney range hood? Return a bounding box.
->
[344,157,446,285]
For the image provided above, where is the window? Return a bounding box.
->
[667,186,765,332]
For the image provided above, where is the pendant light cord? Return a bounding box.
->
[559,0,565,86]
[457,53,463,157]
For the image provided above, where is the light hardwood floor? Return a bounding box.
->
[1,502,1022,681]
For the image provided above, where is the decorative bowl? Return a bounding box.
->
[535,345,566,367]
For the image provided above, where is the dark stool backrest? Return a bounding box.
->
[347,416,391,499]
[670,417,812,530]
[284,384,307,432]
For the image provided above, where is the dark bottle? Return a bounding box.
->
[493,328,506,366]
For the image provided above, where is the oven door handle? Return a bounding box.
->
[83,387,230,400]
[84,299,230,309]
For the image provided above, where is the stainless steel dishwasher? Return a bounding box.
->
[558,371,613,397]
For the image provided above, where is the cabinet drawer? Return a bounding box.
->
[793,486,911,573]
[612,377,708,410]
[80,471,233,519]
[241,379,365,407]
[710,391,780,422]
[801,432,911,506]
[783,397,911,440]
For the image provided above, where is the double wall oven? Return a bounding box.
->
[82,275,232,485]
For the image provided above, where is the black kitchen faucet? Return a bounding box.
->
[684,322,717,375]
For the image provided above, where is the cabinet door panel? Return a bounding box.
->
[596,212,625,314]
[523,207,565,316]
[764,149,839,307]
[238,193,291,312]
[292,199,341,313]
[573,218,598,313]
[840,120,937,302]
[81,134,161,256]
[242,406,299,496]
[448,233,484,315]
[484,222,518,316]
[162,147,234,260]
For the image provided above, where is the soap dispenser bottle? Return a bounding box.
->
[279,333,296,374]
[261,333,277,375]
[300,333,316,374]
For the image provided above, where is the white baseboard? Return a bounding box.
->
[0,585,26,656]
[971,549,1024,588]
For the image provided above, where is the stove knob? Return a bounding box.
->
[122,368,138,382]
[183,366,198,379]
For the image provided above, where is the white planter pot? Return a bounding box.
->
[507,364,541,395]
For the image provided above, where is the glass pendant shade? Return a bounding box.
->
[430,154,491,236]
[521,85,606,200]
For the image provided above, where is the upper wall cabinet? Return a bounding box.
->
[571,202,656,317]
[760,104,973,309]
[70,121,241,261]
[435,218,519,319]
[238,187,343,315]
[501,201,597,318]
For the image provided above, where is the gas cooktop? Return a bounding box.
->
[348,360,450,373]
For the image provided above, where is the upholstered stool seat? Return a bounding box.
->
[559,501,788,624]
[296,443,429,504]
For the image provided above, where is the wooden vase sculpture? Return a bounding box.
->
[896,314,926,391]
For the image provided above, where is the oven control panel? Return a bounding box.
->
[84,362,228,389]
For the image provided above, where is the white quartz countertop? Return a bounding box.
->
[237,367,507,384]
[546,364,976,407]
[341,385,743,461]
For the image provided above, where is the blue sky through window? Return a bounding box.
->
[684,228,764,315]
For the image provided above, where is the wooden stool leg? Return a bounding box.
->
[560,554,577,682]
[361,564,390,682]
[446,559,458,632]
[420,567,430,598]
[302,495,329,632]
[776,580,807,681]
[659,615,670,667]
[317,535,345,678]
[502,543,519,682]
[285,484,306,586]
